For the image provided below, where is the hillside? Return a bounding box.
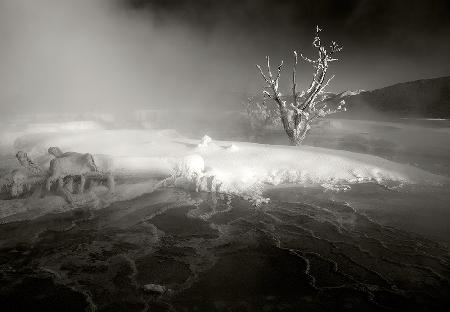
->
[338,76,450,118]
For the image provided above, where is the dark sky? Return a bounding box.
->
[0,0,449,115]
[122,0,450,89]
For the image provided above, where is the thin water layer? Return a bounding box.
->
[1,185,449,311]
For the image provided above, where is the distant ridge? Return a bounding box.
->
[339,76,450,118]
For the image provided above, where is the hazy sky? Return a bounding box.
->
[0,0,449,115]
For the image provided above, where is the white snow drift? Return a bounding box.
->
[1,128,447,197]
[1,125,448,221]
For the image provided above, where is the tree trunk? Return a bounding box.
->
[282,119,311,146]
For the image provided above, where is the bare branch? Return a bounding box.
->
[318,74,335,94]
[276,61,283,79]
[308,75,335,112]
[329,41,343,54]
[298,26,342,111]
[256,57,286,109]
[266,56,273,80]
[292,51,298,106]
[275,60,283,89]
[256,64,270,84]
[290,102,301,114]
[312,99,346,120]
[301,62,327,110]
[312,25,322,48]
[300,53,315,64]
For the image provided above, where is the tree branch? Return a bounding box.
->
[292,51,298,106]
[256,57,286,109]
[298,26,342,111]
[256,64,270,84]
[266,56,273,80]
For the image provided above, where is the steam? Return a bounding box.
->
[0,0,261,118]
[0,0,449,121]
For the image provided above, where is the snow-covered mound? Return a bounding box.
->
[3,128,446,190]
[195,141,446,186]
[0,126,448,220]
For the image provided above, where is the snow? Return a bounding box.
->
[340,89,365,97]
[197,135,212,148]
[2,128,447,187]
[174,154,205,178]
[189,139,446,192]
[0,125,448,220]
[226,144,240,152]
[3,128,447,187]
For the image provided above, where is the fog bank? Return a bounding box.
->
[0,0,264,117]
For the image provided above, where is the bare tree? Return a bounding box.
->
[256,26,346,146]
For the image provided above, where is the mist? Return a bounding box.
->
[1,0,449,121]
[0,0,264,118]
